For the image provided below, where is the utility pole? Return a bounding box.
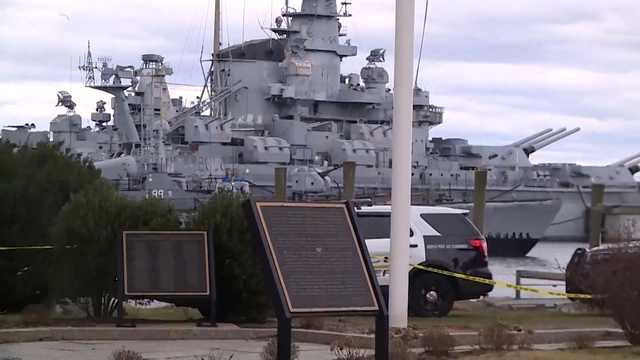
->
[389,0,415,329]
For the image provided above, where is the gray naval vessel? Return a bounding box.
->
[3,0,639,256]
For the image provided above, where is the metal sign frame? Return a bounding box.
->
[245,200,388,360]
[122,231,210,296]
[115,229,217,327]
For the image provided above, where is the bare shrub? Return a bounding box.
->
[330,337,369,360]
[390,336,416,360]
[572,334,595,350]
[298,317,326,330]
[515,330,533,350]
[478,323,516,351]
[21,304,50,325]
[421,327,456,357]
[111,348,143,360]
[261,337,299,360]
[591,247,640,345]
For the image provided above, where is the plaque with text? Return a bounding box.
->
[122,231,209,296]
[253,202,379,314]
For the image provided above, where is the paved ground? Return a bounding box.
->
[0,340,336,360]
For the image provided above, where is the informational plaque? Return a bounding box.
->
[122,231,209,296]
[253,202,378,313]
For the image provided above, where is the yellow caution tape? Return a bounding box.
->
[0,245,55,251]
[372,257,593,299]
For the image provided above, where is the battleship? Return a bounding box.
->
[2,0,639,256]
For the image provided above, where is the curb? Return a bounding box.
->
[0,326,626,348]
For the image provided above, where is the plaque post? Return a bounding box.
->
[198,226,218,327]
[277,317,292,360]
[375,311,389,360]
[115,231,135,327]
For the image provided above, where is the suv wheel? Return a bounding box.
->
[410,273,455,317]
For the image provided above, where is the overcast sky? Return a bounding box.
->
[1,0,639,165]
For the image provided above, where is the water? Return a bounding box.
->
[488,241,585,298]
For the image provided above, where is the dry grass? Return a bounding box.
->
[330,337,369,360]
[111,348,143,360]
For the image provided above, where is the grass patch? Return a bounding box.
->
[305,303,616,334]
[460,347,640,359]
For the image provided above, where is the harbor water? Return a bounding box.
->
[488,241,584,298]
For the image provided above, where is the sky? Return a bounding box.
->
[1,0,639,165]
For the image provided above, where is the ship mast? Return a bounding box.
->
[209,0,221,118]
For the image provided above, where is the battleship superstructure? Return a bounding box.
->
[3,0,639,255]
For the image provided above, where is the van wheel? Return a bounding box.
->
[410,273,455,317]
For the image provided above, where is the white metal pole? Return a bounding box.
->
[389,0,415,329]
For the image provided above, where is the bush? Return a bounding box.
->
[192,192,269,322]
[591,249,640,345]
[330,337,369,360]
[478,323,516,352]
[50,180,179,319]
[261,337,299,360]
[421,327,455,357]
[0,144,101,310]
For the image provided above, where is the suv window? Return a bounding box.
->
[356,212,414,239]
[355,213,390,239]
[420,213,480,239]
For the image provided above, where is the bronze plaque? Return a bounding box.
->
[123,231,209,296]
[256,202,378,313]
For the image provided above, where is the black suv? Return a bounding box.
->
[355,206,493,317]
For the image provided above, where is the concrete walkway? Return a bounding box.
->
[0,340,336,360]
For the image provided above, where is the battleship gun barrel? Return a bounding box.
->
[522,127,567,148]
[511,128,553,147]
[609,152,640,167]
[525,127,580,155]
[624,157,640,168]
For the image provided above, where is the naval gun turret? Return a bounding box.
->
[523,127,581,156]
[610,152,640,175]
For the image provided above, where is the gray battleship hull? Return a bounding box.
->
[447,199,562,256]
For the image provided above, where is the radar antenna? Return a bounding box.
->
[78,40,98,86]
[338,1,352,17]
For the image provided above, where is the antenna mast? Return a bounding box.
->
[78,40,97,86]
[213,0,221,57]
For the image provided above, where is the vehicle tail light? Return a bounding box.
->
[469,238,488,258]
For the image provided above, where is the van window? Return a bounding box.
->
[356,213,390,239]
[420,213,479,238]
